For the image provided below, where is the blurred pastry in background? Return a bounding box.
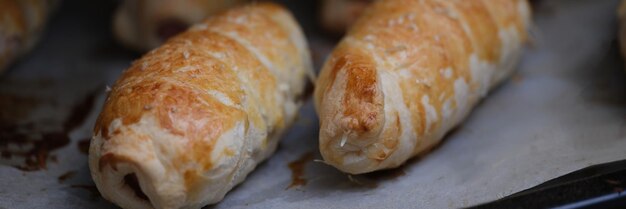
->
[113,0,248,52]
[0,0,60,74]
[618,0,626,59]
[319,0,372,35]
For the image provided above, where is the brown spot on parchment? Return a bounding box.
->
[286,152,314,189]
[0,87,99,171]
[77,138,90,155]
[58,171,76,183]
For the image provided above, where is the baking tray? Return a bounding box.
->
[1,0,625,208]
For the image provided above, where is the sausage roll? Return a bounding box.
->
[314,0,531,174]
[113,0,248,52]
[90,3,312,209]
[0,0,59,73]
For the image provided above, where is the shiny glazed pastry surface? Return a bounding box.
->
[314,0,531,174]
[90,3,312,209]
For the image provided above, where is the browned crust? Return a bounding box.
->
[99,153,135,172]
[334,50,382,135]
[315,0,530,173]
[93,3,309,197]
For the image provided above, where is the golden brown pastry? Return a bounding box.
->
[319,0,372,35]
[0,0,59,73]
[90,3,313,209]
[314,0,531,174]
[113,0,248,52]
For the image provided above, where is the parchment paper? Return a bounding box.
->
[1,0,625,208]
